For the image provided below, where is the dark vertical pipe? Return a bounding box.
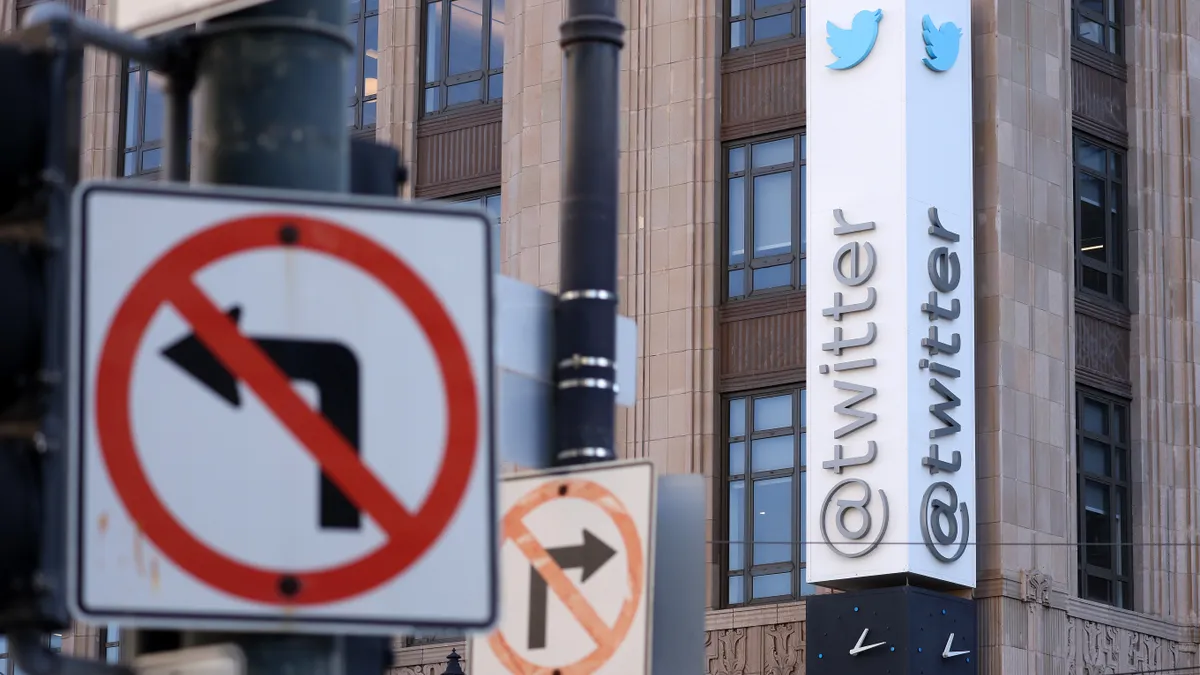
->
[553,0,625,466]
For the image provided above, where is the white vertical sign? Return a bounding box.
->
[805,0,975,589]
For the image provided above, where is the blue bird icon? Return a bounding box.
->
[826,9,884,70]
[921,14,962,72]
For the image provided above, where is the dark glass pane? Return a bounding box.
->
[1114,485,1127,574]
[364,15,379,96]
[1084,480,1111,568]
[799,471,806,562]
[447,80,481,106]
[753,138,793,168]
[366,0,378,11]
[1113,405,1126,442]
[425,2,443,83]
[799,433,806,467]
[753,263,791,290]
[754,12,791,41]
[1081,397,1107,434]
[799,389,806,426]
[728,177,746,264]
[799,164,806,253]
[488,73,503,100]
[799,257,806,285]
[141,148,163,171]
[729,398,746,437]
[485,193,502,220]
[123,151,136,177]
[728,269,745,298]
[346,104,357,127]
[1110,181,1123,269]
[1117,580,1131,609]
[752,435,793,473]
[143,72,166,143]
[1109,149,1122,176]
[1078,17,1103,44]
[800,566,817,595]
[425,86,440,113]
[728,146,746,173]
[1086,574,1111,603]
[728,575,744,604]
[348,0,360,15]
[730,0,744,16]
[1078,174,1106,261]
[729,441,745,476]
[489,0,506,68]
[1082,438,1110,476]
[1112,274,1125,304]
[729,481,745,570]
[48,635,61,653]
[448,0,484,76]
[1081,266,1107,294]
[753,172,792,257]
[752,571,791,599]
[124,70,141,146]
[730,20,746,48]
[362,100,377,127]
[1079,0,1103,13]
[1076,139,1106,173]
[799,5,805,33]
[346,23,360,98]
[754,394,792,430]
[752,476,792,565]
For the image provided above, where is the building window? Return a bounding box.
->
[422,0,506,115]
[100,625,120,664]
[0,634,62,675]
[452,191,501,269]
[120,61,169,179]
[402,629,463,647]
[723,387,814,605]
[1076,390,1132,609]
[1073,135,1125,304]
[347,0,379,129]
[1073,0,1122,55]
[728,0,804,50]
[725,133,806,300]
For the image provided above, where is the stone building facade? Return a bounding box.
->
[2,0,1199,672]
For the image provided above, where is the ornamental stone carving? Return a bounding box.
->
[706,627,748,675]
[1022,569,1052,607]
[764,623,804,675]
[1065,616,1186,674]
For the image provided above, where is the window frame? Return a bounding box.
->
[726,0,805,52]
[1075,388,1133,610]
[723,132,807,302]
[347,0,380,131]
[450,190,502,269]
[1071,0,1123,58]
[118,60,169,180]
[420,0,505,116]
[1072,133,1127,307]
[720,385,811,607]
[0,634,60,675]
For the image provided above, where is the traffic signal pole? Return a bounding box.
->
[554,0,625,467]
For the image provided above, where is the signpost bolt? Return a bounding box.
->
[277,575,301,598]
[558,483,568,496]
[278,224,299,245]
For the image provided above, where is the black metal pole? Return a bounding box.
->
[135,0,352,673]
[553,0,625,467]
[163,73,192,182]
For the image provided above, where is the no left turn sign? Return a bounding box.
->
[66,182,497,634]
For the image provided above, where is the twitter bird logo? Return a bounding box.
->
[921,14,962,72]
[826,9,884,70]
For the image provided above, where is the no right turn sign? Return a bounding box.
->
[471,461,656,675]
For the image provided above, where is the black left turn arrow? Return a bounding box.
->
[161,305,363,531]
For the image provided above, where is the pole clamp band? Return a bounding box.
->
[556,447,616,461]
[560,288,618,302]
[559,15,625,48]
[558,377,619,393]
[557,355,616,371]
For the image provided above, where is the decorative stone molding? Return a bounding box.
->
[1065,616,1191,675]
[706,627,748,675]
[1022,569,1052,607]
[763,623,804,675]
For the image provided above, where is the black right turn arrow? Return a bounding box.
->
[527,529,617,650]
